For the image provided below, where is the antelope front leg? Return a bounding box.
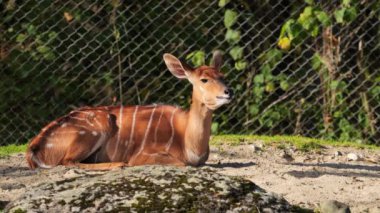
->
[128,152,186,167]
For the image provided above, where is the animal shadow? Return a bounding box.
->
[205,161,256,168]
[287,162,380,178]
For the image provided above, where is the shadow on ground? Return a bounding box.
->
[0,166,37,177]
[206,161,256,168]
[287,162,380,178]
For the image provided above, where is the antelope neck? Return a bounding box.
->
[184,93,213,158]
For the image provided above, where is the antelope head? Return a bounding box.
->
[163,51,233,110]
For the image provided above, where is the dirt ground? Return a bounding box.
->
[1,143,379,212]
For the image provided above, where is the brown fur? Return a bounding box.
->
[26,53,231,170]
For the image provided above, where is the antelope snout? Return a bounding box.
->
[216,88,233,105]
[224,88,234,100]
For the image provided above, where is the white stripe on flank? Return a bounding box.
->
[51,131,84,134]
[85,132,107,160]
[70,116,86,121]
[154,107,164,145]
[142,151,163,156]
[121,106,139,160]
[93,117,102,128]
[136,104,157,157]
[72,124,91,130]
[165,107,179,151]
[94,152,99,163]
[111,106,124,161]
[128,106,139,146]
[85,118,95,127]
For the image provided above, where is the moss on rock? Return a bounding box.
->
[5,166,294,212]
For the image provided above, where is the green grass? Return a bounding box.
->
[0,135,378,157]
[211,134,380,151]
[0,144,27,157]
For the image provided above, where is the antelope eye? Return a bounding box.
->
[201,79,208,83]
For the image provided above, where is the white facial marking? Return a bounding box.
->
[61,123,67,128]
[46,143,54,148]
[92,131,98,136]
[165,108,179,151]
[79,131,86,135]
[199,86,208,103]
[199,86,205,93]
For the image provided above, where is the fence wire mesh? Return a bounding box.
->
[1,0,379,145]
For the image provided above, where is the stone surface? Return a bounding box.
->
[6,166,294,213]
[250,144,261,152]
[347,153,360,161]
[334,151,343,157]
[319,200,351,213]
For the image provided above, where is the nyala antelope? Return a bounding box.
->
[26,51,233,170]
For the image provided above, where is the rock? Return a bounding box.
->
[365,156,380,164]
[280,151,294,162]
[0,183,25,190]
[334,151,342,157]
[319,200,350,213]
[6,166,295,213]
[347,153,361,161]
[209,154,220,161]
[250,144,261,152]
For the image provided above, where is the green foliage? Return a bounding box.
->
[225,29,241,44]
[211,122,219,134]
[186,51,206,67]
[224,9,238,28]
[0,144,27,157]
[1,0,379,145]
[0,134,377,158]
[218,0,230,8]
[315,11,331,27]
[210,135,380,150]
[229,46,243,60]
[335,7,358,24]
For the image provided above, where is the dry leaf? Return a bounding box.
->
[64,12,73,22]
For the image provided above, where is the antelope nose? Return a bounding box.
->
[224,89,233,98]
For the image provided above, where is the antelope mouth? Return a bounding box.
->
[216,96,232,101]
[215,96,232,106]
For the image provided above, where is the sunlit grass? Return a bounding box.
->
[210,134,379,151]
[0,144,27,157]
[0,135,378,157]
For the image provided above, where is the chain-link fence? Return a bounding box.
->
[1,0,379,145]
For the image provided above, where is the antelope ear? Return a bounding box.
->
[163,53,192,79]
[211,50,223,70]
